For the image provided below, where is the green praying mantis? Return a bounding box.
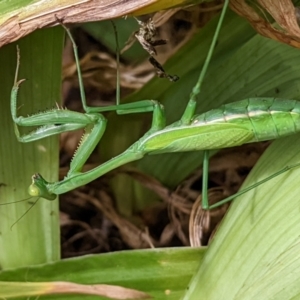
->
[9,0,300,214]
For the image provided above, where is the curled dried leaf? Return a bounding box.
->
[230,0,300,48]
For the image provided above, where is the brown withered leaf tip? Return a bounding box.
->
[230,0,300,48]
[0,0,188,48]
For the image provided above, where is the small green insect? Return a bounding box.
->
[9,0,300,213]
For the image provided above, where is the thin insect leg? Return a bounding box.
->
[62,22,156,115]
[110,21,161,115]
[60,23,88,112]
[201,150,210,210]
[181,0,229,211]
[59,18,156,116]
[209,162,300,209]
[11,46,25,140]
[11,47,95,143]
[68,116,107,174]
[180,0,229,125]
[190,0,229,102]
[14,46,21,85]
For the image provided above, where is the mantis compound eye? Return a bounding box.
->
[28,173,56,200]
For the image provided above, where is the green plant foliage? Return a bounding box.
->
[0,247,206,299]
[0,27,63,268]
[1,2,300,299]
[183,135,300,299]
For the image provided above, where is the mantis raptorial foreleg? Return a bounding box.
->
[10,22,163,183]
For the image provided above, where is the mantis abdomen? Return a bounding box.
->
[142,98,300,153]
[199,98,300,140]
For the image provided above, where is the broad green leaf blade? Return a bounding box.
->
[183,135,300,299]
[0,27,63,268]
[0,247,206,299]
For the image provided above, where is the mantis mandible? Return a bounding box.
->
[10,0,300,212]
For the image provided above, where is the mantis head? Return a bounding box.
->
[28,173,56,200]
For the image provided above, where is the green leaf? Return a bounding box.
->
[0,27,63,268]
[184,135,300,299]
[0,247,206,299]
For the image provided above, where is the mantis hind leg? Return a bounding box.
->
[180,0,229,126]
[201,157,300,210]
[62,23,159,116]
